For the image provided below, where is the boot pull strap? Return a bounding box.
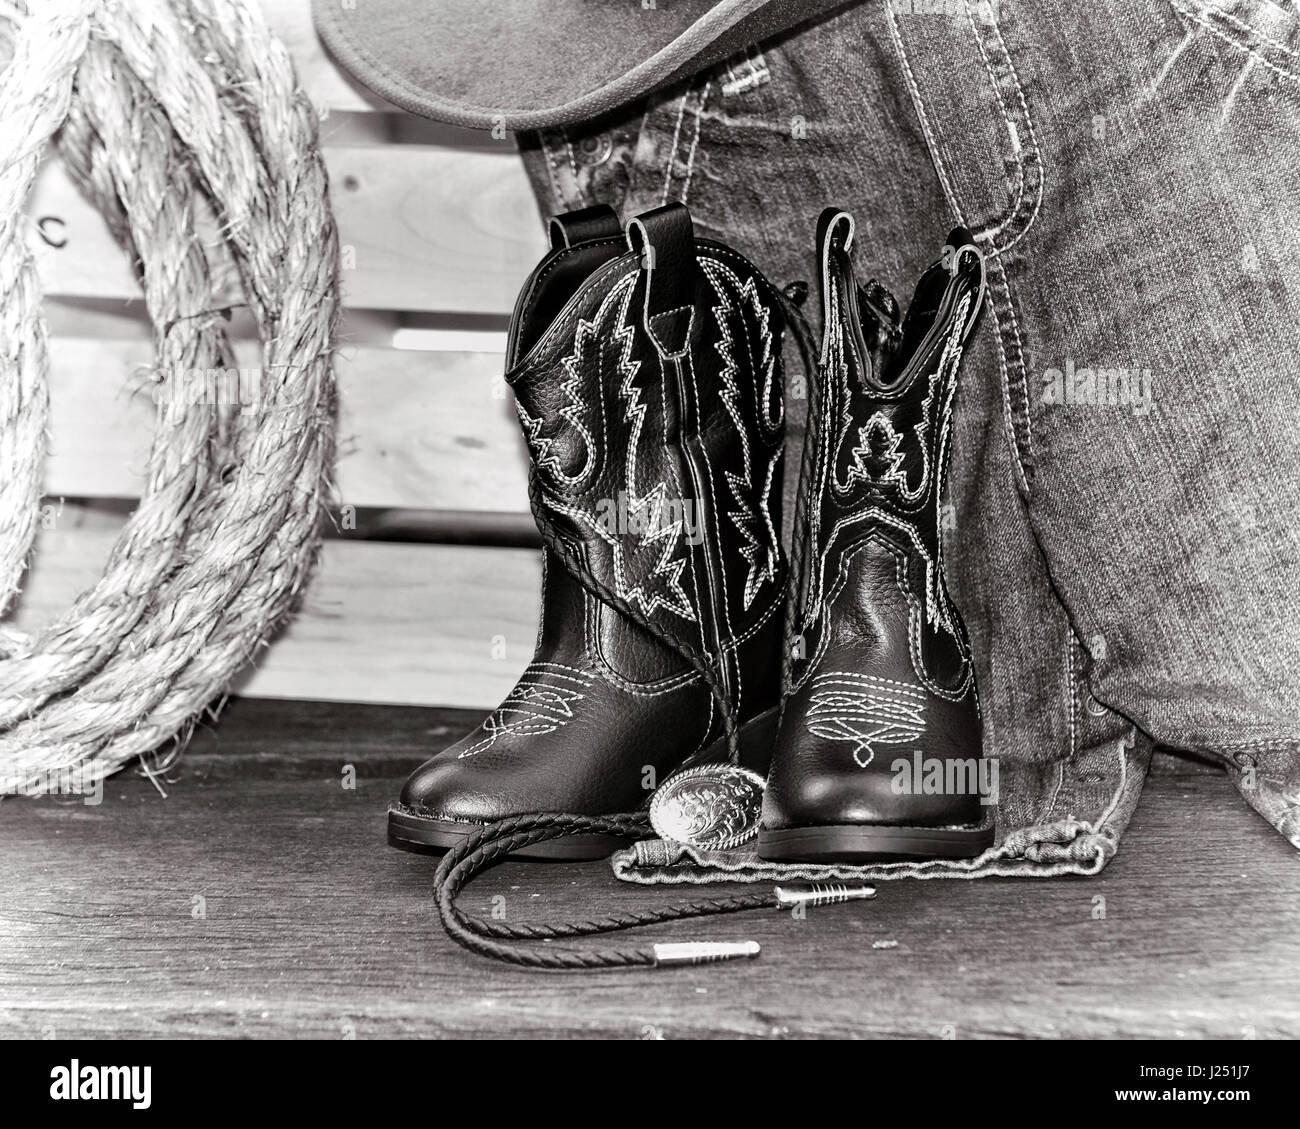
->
[626,202,697,360]
[816,206,855,256]
[547,203,622,250]
[815,207,855,364]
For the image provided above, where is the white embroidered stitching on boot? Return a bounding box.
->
[699,258,783,610]
[459,664,596,758]
[806,672,928,767]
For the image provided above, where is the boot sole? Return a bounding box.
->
[757,818,995,862]
[387,706,780,861]
[387,809,628,860]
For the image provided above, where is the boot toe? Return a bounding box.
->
[397,745,503,825]
[762,765,983,830]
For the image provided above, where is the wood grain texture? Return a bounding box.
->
[29,144,544,314]
[4,529,541,709]
[0,697,1295,1039]
[44,337,528,511]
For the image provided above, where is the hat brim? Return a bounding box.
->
[312,0,841,130]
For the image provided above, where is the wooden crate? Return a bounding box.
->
[8,0,549,710]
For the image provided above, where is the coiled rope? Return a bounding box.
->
[0,0,337,790]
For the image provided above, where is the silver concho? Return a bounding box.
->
[649,764,767,850]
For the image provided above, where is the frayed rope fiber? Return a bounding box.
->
[0,0,338,791]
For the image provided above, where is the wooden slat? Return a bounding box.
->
[28,144,545,314]
[44,337,529,512]
[42,296,405,345]
[330,145,543,313]
[5,525,541,710]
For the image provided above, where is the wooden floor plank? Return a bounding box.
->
[1,698,1296,1039]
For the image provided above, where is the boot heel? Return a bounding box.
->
[681,705,780,775]
[736,707,780,774]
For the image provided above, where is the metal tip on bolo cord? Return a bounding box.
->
[774,882,877,908]
[652,941,761,966]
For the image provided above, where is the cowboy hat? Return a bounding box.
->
[313,0,848,129]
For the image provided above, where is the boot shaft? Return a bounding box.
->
[507,204,787,716]
[789,210,985,699]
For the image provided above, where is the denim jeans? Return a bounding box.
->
[517,0,1300,877]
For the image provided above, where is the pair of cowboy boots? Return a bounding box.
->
[387,201,994,863]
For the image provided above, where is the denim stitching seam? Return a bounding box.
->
[965,0,1046,254]
[1093,735,1133,833]
[886,6,1036,488]
[538,131,572,211]
[885,6,964,218]
[1190,0,1300,61]
[659,89,691,205]
[679,80,712,205]
[984,262,1033,493]
[964,3,1027,244]
[1168,0,1300,82]
[1067,630,1077,762]
[561,128,585,206]
[992,262,1035,467]
[965,7,1041,470]
[1221,736,1300,750]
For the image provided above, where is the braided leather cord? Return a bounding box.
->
[434,812,776,970]
[775,284,822,707]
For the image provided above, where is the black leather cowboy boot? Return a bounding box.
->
[758,208,994,861]
[390,203,788,859]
